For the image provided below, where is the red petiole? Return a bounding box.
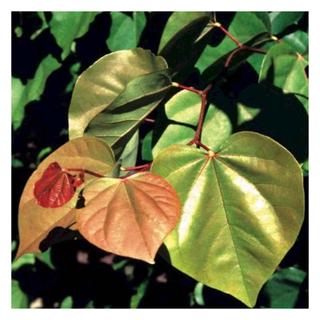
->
[64,168,104,178]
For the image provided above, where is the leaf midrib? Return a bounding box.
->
[211,156,251,302]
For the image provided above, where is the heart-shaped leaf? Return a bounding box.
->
[16,137,115,259]
[259,43,308,112]
[151,131,304,307]
[76,172,181,264]
[68,48,169,141]
[34,162,84,208]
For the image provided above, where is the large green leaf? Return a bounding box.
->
[269,12,304,35]
[76,172,181,264]
[106,12,146,52]
[84,71,172,158]
[49,12,100,60]
[196,12,272,79]
[152,90,232,158]
[259,43,308,112]
[16,137,115,259]
[261,267,307,308]
[151,131,304,307]
[68,48,169,142]
[12,55,61,130]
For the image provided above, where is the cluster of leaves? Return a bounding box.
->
[12,12,308,308]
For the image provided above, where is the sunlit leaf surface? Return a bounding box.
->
[151,131,304,307]
[76,172,181,264]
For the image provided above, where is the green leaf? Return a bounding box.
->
[259,43,309,112]
[12,280,29,308]
[130,269,152,308]
[49,12,100,60]
[269,12,304,35]
[76,172,181,264]
[85,71,172,158]
[151,132,304,307]
[261,267,307,308]
[12,253,36,271]
[16,137,115,260]
[118,130,139,176]
[30,12,49,40]
[194,283,205,306]
[35,249,55,270]
[106,12,146,51]
[302,159,309,175]
[141,130,154,162]
[36,147,52,165]
[12,158,24,168]
[158,12,210,56]
[281,30,308,54]
[60,296,73,308]
[12,55,61,130]
[84,300,95,308]
[68,48,169,143]
[196,12,271,80]
[152,90,232,158]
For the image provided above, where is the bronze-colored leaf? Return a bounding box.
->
[16,137,115,259]
[76,172,181,264]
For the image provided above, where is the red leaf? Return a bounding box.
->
[34,162,76,208]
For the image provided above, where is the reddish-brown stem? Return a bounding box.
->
[219,25,243,47]
[225,46,267,68]
[121,163,152,171]
[176,83,202,95]
[66,168,104,178]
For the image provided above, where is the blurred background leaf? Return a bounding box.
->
[106,12,146,51]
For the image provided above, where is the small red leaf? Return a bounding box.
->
[34,162,76,208]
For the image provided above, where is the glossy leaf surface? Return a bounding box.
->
[16,137,115,259]
[152,90,232,158]
[106,12,146,52]
[151,132,304,307]
[34,162,84,208]
[49,12,100,60]
[68,48,169,141]
[85,71,171,158]
[76,172,181,264]
[281,30,308,54]
[259,43,308,112]
[269,12,304,35]
[12,55,61,130]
